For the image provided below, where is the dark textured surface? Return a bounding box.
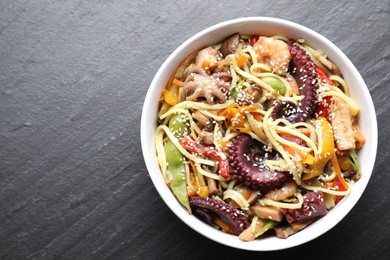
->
[0,0,389,259]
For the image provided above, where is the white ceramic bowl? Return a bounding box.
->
[140,17,377,251]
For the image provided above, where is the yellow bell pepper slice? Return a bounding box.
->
[303,117,334,180]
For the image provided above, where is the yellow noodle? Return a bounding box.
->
[223,190,250,209]
[185,162,195,192]
[259,193,304,209]
[301,44,334,71]
[265,159,289,172]
[246,113,267,142]
[319,170,336,182]
[219,180,229,189]
[329,75,350,96]
[157,125,215,167]
[274,126,319,156]
[250,216,259,234]
[262,109,302,183]
[323,91,359,116]
[173,100,235,111]
[250,63,272,74]
[270,34,290,42]
[227,179,237,190]
[159,107,201,138]
[249,72,292,97]
[242,47,258,64]
[196,165,226,181]
[231,55,276,93]
[199,110,226,121]
[300,182,351,196]
[270,128,312,153]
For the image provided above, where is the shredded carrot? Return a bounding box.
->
[172,78,184,88]
[162,89,179,106]
[187,189,197,197]
[189,161,209,197]
[252,112,262,122]
[281,144,308,162]
[238,105,258,113]
[296,128,311,135]
[165,73,175,91]
[277,127,310,136]
[236,55,249,67]
[330,151,349,190]
[218,102,237,116]
[237,127,252,133]
[201,60,210,70]
[219,140,229,151]
[221,77,230,82]
[240,188,252,200]
[352,125,366,147]
[213,216,236,234]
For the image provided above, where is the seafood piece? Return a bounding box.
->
[195,47,221,71]
[253,36,291,75]
[330,96,356,150]
[272,42,319,123]
[274,219,315,238]
[229,134,291,194]
[236,84,263,106]
[239,218,266,241]
[180,67,231,104]
[264,180,297,201]
[190,196,250,234]
[251,205,284,221]
[282,191,327,223]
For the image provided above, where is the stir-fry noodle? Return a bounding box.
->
[155,33,365,240]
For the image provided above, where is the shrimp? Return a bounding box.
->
[253,37,291,75]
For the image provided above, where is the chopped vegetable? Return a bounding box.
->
[180,137,230,179]
[316,66,335,86]
[262,77,286,95]
[330,151,349,190]
[255,220,279,238]
[214,216,235,234]
[162,89,179,106]
[172,79,184,88]
[236,54,249,67]
[166,114,190,210]
[352,125,366,148]
[189,162,209,197]
[303,117,334,180]
[317,96,332,118]
[230,81,245,99]
[249,35,260,46]
[349,149,362,175]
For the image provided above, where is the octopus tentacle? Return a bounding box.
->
[282,191,327,223]
[272,42,319,123]
[272,100,297,120]
[180,67,231,104]
[190,196,250,234]
[229,134,291,194]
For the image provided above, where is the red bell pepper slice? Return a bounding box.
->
[316,66,335,86]
[180,137,230,179]
[315,66,334,118]
[334,177,346,204]
[317,96,332,118]
[249,35,259,46]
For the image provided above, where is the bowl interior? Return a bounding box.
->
[141,17,377,251]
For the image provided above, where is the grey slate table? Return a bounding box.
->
[1,0,389,259]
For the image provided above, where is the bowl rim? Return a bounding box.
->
[140,17,378,251]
